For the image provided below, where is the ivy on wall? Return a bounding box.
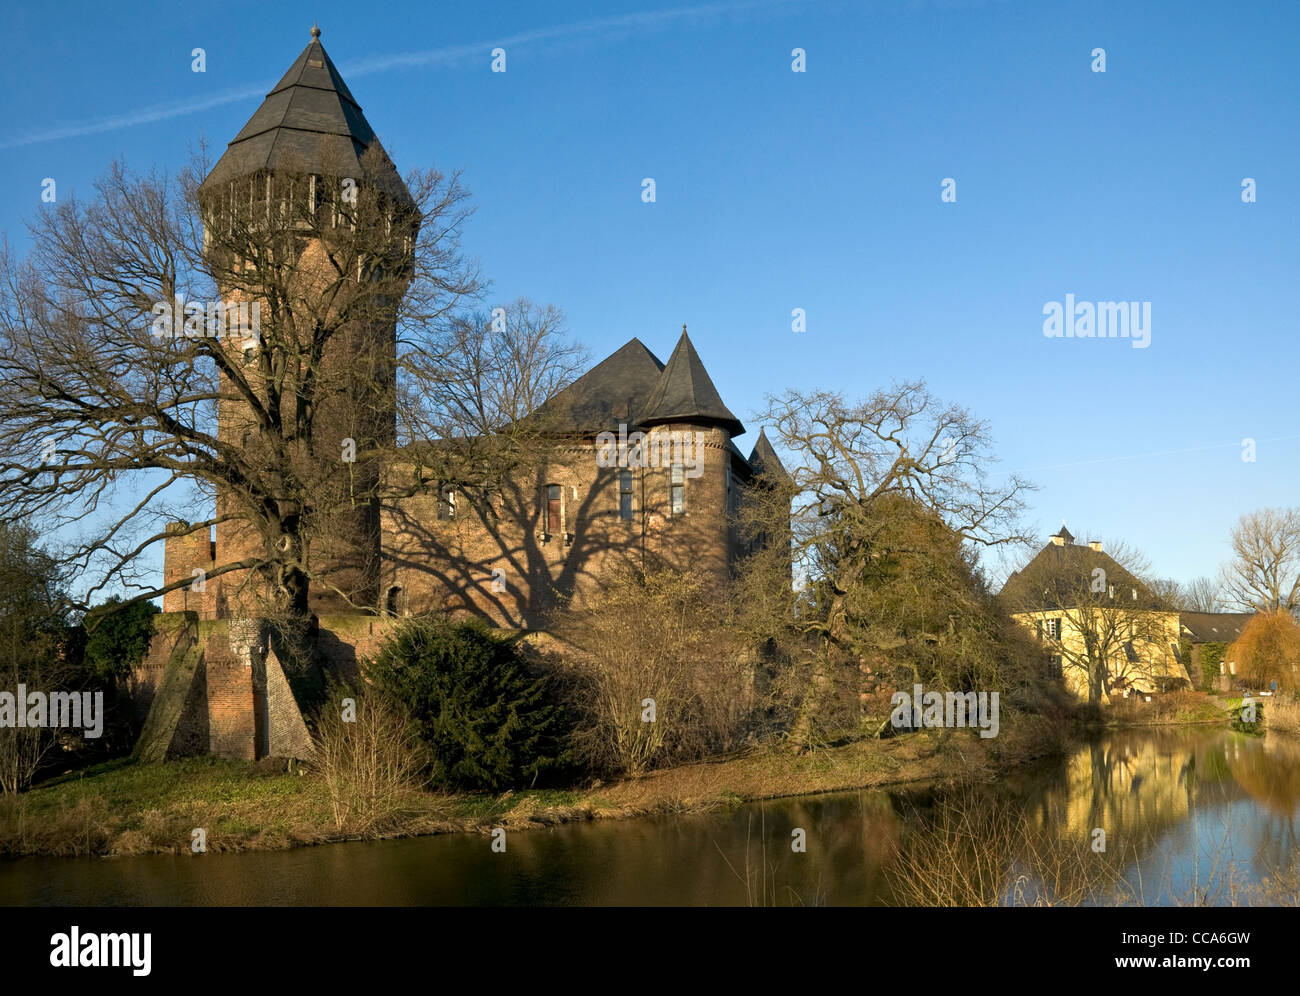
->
[1200,641,1227,691]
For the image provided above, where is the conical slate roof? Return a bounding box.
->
[200,27,410,203]
[637,328,744,437]
[531,338,666,432]
[748,428,790,483]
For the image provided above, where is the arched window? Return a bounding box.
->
[385,586,402,615]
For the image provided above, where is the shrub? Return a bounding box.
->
[1230,699,1265,736]
[310,681,429,833]
[367,618,571,791]
[551,568,753,775]
[1227,611,1300,694]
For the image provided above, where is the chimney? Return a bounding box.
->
[1088,540,1103,553]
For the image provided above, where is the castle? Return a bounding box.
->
[139,29,786,761]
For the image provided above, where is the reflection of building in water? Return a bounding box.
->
[1055,735,1193,842]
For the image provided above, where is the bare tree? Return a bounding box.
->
[1149,577,1185,610]
[1182,575,1224,613]
[1220,508,1300,615]
[737,383,1033,742]
[0,149,579,639]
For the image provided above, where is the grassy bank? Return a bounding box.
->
[1095,690,1232,728]
[6,692,1280,861]
[0,714,1059,859]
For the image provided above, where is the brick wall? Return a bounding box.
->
[203,629,258,760]
[162,525,216,615]
[381,424,745,629]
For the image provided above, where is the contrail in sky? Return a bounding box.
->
[1,0,806,150]
[1012,435,1300,474]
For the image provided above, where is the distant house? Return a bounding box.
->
[1000,527,1190,701]
[1177,612,1255,690]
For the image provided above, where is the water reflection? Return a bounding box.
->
[3,730,1297,906]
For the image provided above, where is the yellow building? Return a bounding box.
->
[1001,527,1189,701]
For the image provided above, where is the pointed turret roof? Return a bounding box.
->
[637,328,744,437]
[531,338,666,432]
[748,428,791,483]
[200,26,410,203]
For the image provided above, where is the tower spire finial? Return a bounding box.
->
[310,22,321,39]
[682,323,687,336]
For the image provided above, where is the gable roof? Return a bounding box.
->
[637,329,744,436]
[1178,612,1255,644]
[530,338,666,433]
[1000,535,1164,611]
[199,28,411,204]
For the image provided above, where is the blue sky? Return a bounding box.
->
[1,0,1297,592]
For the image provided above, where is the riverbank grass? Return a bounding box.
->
[0,723,1038,858]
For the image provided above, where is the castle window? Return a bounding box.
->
[1045,618,1060,639]
[437,484,455,520]
[670,464,685,515]
[385,586,402,615]
[619,470,634,520]
[546,484,563,534]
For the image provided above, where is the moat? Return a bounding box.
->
[5,728,1297,906]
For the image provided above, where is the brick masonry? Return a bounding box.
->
[134,615,315,762]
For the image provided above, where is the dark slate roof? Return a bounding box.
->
[726,438,754,474]
[637,329,745,437]
[1178,612,1255,644]
[530,338,666,433]
[1052,525,1075,544]
[748,427,791,483]
[199,29,411,204]
[1000,536,1164,611]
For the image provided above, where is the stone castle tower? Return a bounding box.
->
[142,28,414,761]
[142,29,791,761]
[165,25,412,619]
